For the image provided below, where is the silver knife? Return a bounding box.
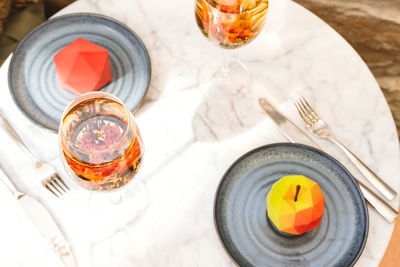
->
[258,98,319,148]
[0,163,76,266]
[258,97,398,223]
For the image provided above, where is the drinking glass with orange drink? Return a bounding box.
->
[59,92,147,239]
[195,0,269,96]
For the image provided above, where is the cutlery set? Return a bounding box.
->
[294,97,396,201]
[0,111,75,266]
[259,97,398,223]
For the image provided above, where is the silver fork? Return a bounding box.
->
[295,97,396,201]
[0,111,69,197]
[295,98,398,223]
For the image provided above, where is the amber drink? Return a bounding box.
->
[60,93,143,191]
[195,0,269,49]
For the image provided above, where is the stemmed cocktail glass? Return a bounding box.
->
[59,92,147,240]
[195,0,269,97]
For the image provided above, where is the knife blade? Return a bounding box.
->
[259,97,319,148]
[0,164,76,267]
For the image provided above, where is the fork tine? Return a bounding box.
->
[295,101,308,124]
[42,174,70,197]
[43,182,59,197]
[302,97,316,114]
[295,99,306,116]
[47,177,63,195]
[300,97,319,121]
[51,176,67,193]
[298,97,310,115]
[298,97,319,123]
[297,99,311,121]
[54,173,70,191]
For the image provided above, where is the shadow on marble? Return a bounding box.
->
[191,80,271,143]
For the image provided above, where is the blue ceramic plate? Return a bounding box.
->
[8,13,151,132]
[214,143,368,267]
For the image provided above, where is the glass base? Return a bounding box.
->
[199,56,251,99]
[83,179,148,243]
[193,55,255,141]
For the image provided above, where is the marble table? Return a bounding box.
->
[0,0,399,266]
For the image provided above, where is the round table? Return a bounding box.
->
[0,0,399,266]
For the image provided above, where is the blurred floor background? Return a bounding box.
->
[0,0,75,64]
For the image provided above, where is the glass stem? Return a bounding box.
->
[220,51,232,78]
[110,194,122,204]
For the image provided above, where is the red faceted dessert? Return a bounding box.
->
[54,38,112,94]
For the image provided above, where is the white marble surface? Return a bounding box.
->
[0,0,399,266]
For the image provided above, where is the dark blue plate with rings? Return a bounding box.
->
[214,143,368,267]
[8,13,151,132]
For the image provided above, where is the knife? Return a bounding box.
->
[258,98,319,148]
[258,97,398,223]
[0,163,76,266]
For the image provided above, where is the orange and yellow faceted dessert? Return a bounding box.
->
[266,175,325,235]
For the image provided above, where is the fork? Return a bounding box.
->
[295,97,397,201]
[0,110,69,197]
